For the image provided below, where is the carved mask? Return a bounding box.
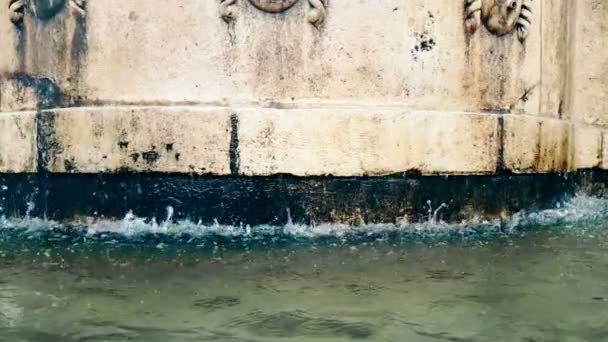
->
[481,0,523,36]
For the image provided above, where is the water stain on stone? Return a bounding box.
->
[30,0,67,21]
[5,73,62,110]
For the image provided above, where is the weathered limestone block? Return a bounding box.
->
[0,0,605,179]
[503,115,573,173]
[0,0,544,114]
[0,77,39,112]
[569,0,608,127]
[573,125,603,170]
[238,110,499,176]
[539,0,571,118]
[43,107,232,174]
[0,111,36,173]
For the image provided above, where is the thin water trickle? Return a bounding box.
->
[0,195,607,341]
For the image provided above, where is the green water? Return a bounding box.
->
[1,197,608,341]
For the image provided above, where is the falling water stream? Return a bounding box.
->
[1,195,608,341]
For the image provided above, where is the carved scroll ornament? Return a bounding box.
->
[465,0,532,42]
[8,0,25,24]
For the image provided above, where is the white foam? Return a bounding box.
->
[0,194,607,241]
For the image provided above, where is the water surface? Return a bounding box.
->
[1,196,608,341]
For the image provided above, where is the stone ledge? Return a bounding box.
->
[0,106,607,176]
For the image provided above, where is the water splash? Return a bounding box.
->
[0,194,607,245]
[427,200,449,224]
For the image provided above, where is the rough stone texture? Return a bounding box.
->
[0,111,36,173]
[573,125,603,170]
[503,115,573,173]
[46,107,232,174]
[238,110,499,176]
[569,0,608,126]
[0,0,606,177]
[0,78,38,112]
[0,0,544,112]
[539,0,571,118]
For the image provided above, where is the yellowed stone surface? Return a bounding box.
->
[0,111,36,173]
[238,109,499,176]
[573,125,603,170]
[503,115,573,173]
[47,107,232,174]
[569,0,608,126]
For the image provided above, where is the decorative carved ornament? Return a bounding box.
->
[70,0,86,16]
[8,0,86,24]
[220,0,327,27]
[8,0,25,24]
[465,0,532,42]
[249,0,299,13]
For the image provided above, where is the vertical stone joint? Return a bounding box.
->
[229,113,240,176]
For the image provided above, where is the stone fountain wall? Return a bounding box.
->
[0,0,607,177]
[0,1,607,225]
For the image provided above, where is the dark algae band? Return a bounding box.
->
[1,171,606,226]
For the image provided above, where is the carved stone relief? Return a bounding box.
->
[220,0,237,23]
[70,0,86,15]
[248,0,299,13]
[8,0,86,24]
[465,0,532,42]
[8,0,25,24]
[220,0,327,27]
